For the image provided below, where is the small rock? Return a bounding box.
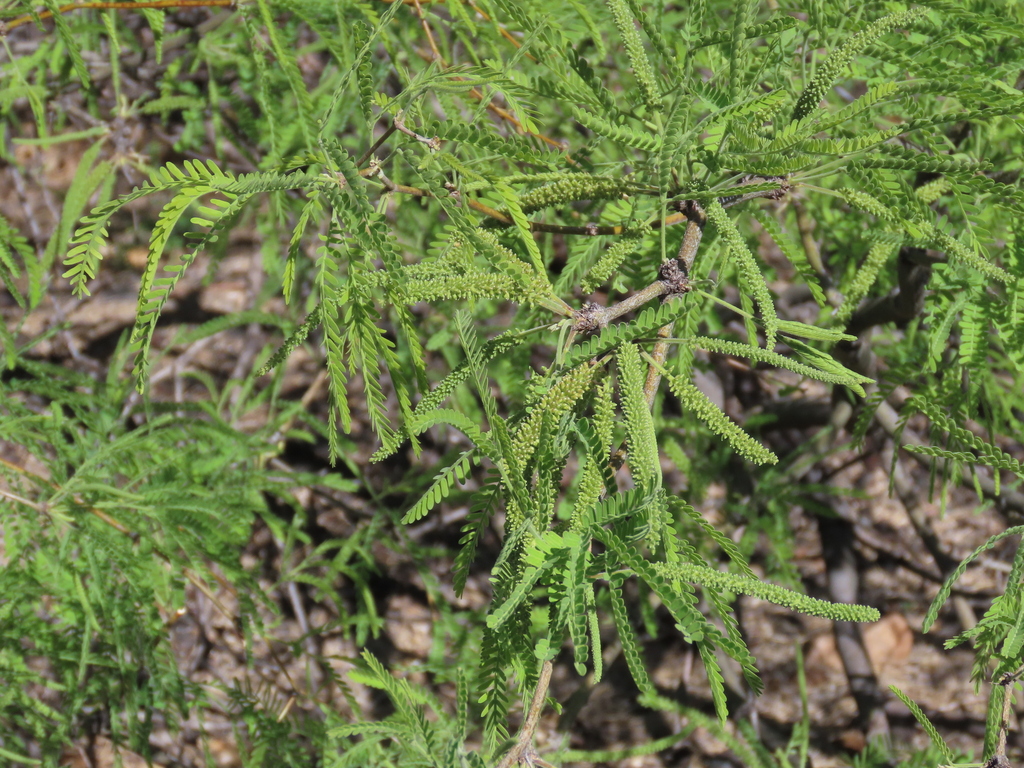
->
[199,281,251,315]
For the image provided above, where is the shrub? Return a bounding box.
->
[1,0,1023,765]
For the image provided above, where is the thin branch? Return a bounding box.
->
[579,280,670,332]
[410,0,442,61]
[356,123,397,168]
[582,201,711,470]
[409,34,566,155]
[640,210,706,406]
[393,110,441,151]
[495,659,554,768]
[643,321,675,409]
[354,133,783,236]
[359,175,687,235]
[673,200,707,275]
[992,667,1024,766]
[0,486,45,511]
[465,0,538,62]
[793,199,826,277]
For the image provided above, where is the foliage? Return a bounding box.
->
[2,0,1024,765]
[0,338,358,762]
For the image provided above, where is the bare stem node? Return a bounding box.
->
[394,110,441,151]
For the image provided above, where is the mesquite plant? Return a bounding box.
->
[2,0,1024,765]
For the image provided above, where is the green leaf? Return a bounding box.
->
[655,561,879,622]
[790,8,927,123]
[705,200,778,347]
[606,0,662,111]
[651,355,778,466]
[617,343,661,489]
[402,450,477,524]
[923,526,1024,633]
[495,181,546,275]
[608,572,654,695]
[889,685,956,764]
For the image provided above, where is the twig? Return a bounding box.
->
[495,660,554,768]
[407,21,564,154]
[673,200,707,275]
[356,123,397,168]
[584,198,711,470]
[643,321,675,409]
[393,110,441,151]
[988,667,1023,768]
[793,199,826,278]
[410,0,442,61]
[0,486,45,511]
[465,0,538,62]
[356,167,650,234]
[352,141,782,237]
[577,280,671,332]
[367,158,399,194]
[640,210,706,406]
